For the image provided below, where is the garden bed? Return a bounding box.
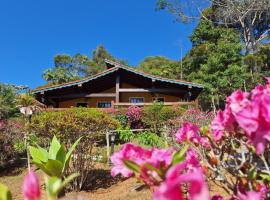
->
[0,164,231,200]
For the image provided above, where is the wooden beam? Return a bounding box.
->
[116,74,120,103]
[86,93,116,97]
[119,88,186,93]
[114,102,196,106]
[49,93,116,99]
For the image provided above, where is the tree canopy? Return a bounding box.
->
[42,45,126,85]
[183,16,247,109]
[157,0,270,54]
[139,56,181,79]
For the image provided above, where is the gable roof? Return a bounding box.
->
[32,60,203,94]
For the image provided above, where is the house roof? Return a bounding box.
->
[32,60,203,94]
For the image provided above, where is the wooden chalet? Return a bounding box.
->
[32,60,203,109]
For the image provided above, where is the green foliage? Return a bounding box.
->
[0,183,12,200]
[29,108,120,190]
[139,56,181,79]
[30,108,120,140]
[29,136,81,178]
[0,84,18,119]
[137,131,164,148]
[46,173,79,199]
[183,18,247,109]
[118,126,134,142]
[171,144,189,166]
[13,140,25,154]
[42,45,127,85]
[16,93,35,107]
[115,114,128,128]
[42,66,80,85]
[142,103,176,133]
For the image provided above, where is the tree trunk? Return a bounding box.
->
[243,15,258,55]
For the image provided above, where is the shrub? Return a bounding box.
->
[126,106,143,129]
[0,119,25,168]
[29,108,120,191]
[115,114,128,127]
[118,126,134,142]
[142,102,176,134]
[136,131,165,148]
[0,84,19,120]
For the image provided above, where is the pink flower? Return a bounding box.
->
[149,148,175,168]
[185,148,201,170]
[110,143,151,177]
[22,170,40,200]
[176,122,210,147]
[153,162,210,200]
[236,190,264,200]
[211,82,270,154]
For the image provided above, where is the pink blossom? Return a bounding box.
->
[126,106,142,128]
[236,190,264,200]
[185,148,201,169]
[110,143,151,177]
[22,170,40,200]
[111,144,175,180]
[176,122,210,147]
[211,81,270,154]
[153,162,210,200]
[149,148,175,168]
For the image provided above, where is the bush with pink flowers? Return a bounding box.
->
[126,106,143,129]
[110,78,270,200]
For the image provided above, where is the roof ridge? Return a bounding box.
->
[104,59,203,87]
[33,61,203,93]
[32,66,119,92]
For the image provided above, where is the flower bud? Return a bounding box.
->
[22,170,41,200]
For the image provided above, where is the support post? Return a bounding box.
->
[106,132,110,165]
[116,74,120,103]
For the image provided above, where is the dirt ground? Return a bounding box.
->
[0,165,229,200]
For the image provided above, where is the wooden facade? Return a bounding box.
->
[33,60,203,109]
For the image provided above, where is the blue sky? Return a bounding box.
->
[0,0,196,89]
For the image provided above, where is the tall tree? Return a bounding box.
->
[0,84,19,119]
[156,0,270,54]
[42,45,127,84]
[42,54,83,85]
[183,14,248,109]
[139,56,181,79]
[85,45,128,75]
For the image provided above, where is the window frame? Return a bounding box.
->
[129,97,145,104]
[97,101,112,108]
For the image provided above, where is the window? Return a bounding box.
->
[76,103,88,107]
[130,97,144,103]
[153,97,164,103]
[97,102,112,108]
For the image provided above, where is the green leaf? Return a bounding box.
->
[171,144,189,165]
[49,135,62,160]
[29,146,48,163]
[56,173,79,195]
[144,163,162,177]
[46,173,79,198]
[56,145,66,165]
[248,167,257,180]
[0,183,12,200]
[32,161,53,176]
[259,173,270,181]
[64,137,82,171]
[123,160,140,173]
[46,177,62,197]
[45,159,63,177]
